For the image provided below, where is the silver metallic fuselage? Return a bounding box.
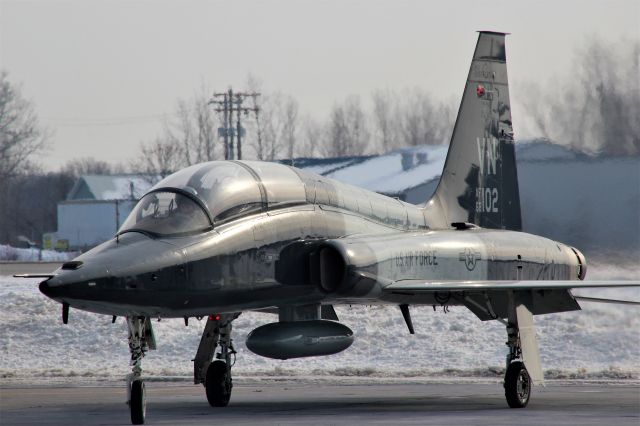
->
[40,161,583,318]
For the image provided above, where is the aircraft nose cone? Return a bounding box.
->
[39,277,65,299]
[38,279,52,297]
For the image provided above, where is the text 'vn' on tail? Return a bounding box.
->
[424,31,521,231]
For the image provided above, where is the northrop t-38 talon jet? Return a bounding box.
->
[17,32,640,424]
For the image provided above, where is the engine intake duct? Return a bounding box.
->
[276,240,348,293]
[570,247,587,280]
[314,246,346,292]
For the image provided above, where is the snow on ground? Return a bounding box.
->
[0,244,78,262]
[1,261,638,385]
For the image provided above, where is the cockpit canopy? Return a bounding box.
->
[118,160,427,238]
[118,161,306,236]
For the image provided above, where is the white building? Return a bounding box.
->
[44,175,157,250]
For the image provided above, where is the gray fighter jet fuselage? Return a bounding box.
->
[40,166,585,318]
[26,32,638,424]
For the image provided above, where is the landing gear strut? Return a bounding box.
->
[504,323,531,408]
[193,314,239,407]
[502,291,543,409]
[126,316,155,424]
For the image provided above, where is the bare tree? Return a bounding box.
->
[131,137,184,178]
[163,86,218,166]
[247,90,300,161]
[282,96,299,160]
[0,72,49,180]
[298,115,324,158]
[262,92,284,161]
[521,38,639,156]
[326,95,369,157]
[0,172,74,246]
[61,157,113,177]
[133,85,219,175]
[372,89,399,152]
[397,88,451,147]
[326,103,348,157]
[245,74,266,160]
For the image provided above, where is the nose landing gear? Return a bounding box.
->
[125,316,155,425]
[193,314,239,407]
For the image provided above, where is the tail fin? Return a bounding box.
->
[424,31,521,231]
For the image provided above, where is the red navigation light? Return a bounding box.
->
[476,85,485,97]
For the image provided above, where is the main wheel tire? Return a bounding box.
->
[130,379,146,424]
[206,360,232,407]
[504,361,531,408]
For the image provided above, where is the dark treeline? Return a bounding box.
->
[1,39,638,247]
[0,155,117,247]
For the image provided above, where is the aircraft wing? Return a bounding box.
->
[383,280,640,308]
[384,280,640,292]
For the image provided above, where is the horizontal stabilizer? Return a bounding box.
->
[385,280,640,293]
[574,296,640,306]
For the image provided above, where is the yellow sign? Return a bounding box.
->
[55,239,69,251]
[43,234,53,250]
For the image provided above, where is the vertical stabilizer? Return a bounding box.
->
[424,32,521,231]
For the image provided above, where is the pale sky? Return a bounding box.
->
[1,0,638,170]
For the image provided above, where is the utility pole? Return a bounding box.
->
[210,88,260,160]
[210,92,229,159]
[227,88,235,160]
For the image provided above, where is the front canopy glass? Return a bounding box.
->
[119,191,212,237]
[149,161,265,225]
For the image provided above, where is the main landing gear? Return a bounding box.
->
[504,323,531,408]
[125,316,156,425]
[193,314,240,407]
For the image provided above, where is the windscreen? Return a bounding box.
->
[119,191,212,237]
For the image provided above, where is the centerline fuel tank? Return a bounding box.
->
[245,320,354,359]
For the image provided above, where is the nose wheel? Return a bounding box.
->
[130,379,146,424]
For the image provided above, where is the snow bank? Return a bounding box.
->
[1,261,638,385]
[0,244,78,262]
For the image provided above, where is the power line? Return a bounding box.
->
[40,112,180,127]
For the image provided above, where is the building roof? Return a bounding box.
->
[289,140,589,196]
[67,175,159,201]
[66,140,588,202]
[321,145,448,194]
